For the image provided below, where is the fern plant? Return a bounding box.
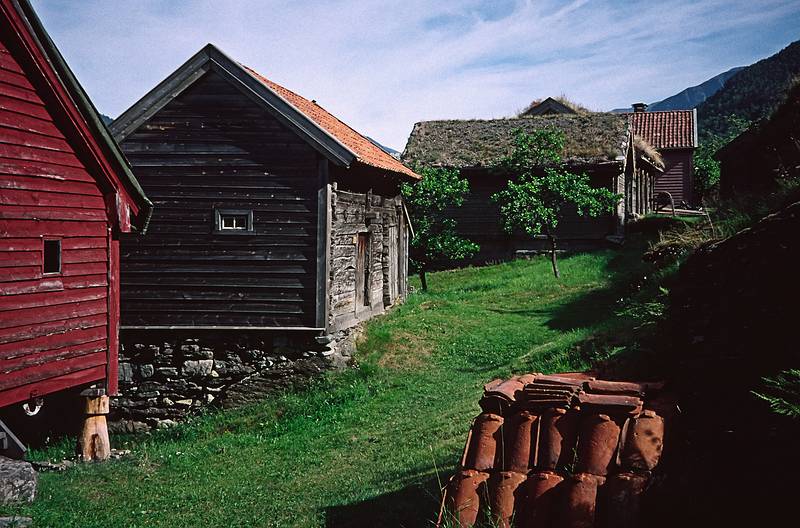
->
[752,369,800,419]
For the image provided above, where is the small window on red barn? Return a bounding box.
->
[43,239,61,274]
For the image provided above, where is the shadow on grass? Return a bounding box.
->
[324,474,448,528]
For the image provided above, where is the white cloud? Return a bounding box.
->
[31,0,800,150]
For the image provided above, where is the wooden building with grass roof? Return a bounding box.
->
[402,113,663,263]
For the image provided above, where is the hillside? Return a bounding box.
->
[698,40,800,137]
[648,66,744,111]
[610,66,744,113]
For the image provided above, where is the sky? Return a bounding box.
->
[31,0,800,151]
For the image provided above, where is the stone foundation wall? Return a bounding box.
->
[112,329,357,432]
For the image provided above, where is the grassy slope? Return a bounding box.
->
[2,243,654,528]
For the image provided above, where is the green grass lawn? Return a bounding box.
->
[2,243,658,528]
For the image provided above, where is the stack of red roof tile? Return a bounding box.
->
[442,373,672,528]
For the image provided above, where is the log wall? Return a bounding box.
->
[328,188,406,332]
[118,71,320,328]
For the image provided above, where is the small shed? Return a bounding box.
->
[0,0,150,412]
[107,45,419,425]
[402,113,663,263]
[627,105,698,206]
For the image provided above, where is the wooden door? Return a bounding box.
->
[355,233,369,308]
[387,226,398,302]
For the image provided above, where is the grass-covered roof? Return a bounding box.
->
[402,113,635,169]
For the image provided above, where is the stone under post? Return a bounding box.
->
[77,388,110,462]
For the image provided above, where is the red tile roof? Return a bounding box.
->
[629,110,697,149]
[242,66,419,180]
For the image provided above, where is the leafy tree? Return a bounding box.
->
[401,167,479,291]
[694,115,751,201]
[492,128,620,278]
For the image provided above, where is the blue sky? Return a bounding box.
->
[31,0,800,150]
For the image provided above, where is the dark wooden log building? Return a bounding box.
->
[402,113,663,263]
[110,44,417,337]
[0,0,150,411]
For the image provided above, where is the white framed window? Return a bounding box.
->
[214,209,253,233]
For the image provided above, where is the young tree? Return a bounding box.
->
[401,167,479,291]
[492,128,620,278]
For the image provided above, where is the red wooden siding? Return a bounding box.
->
[653,149,693,206]
[0,36,110,407]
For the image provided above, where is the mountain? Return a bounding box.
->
[100,113,113,125]
[698,40,800,138]
[649,66,745,111]
[610,67,745,114]
[367,136,400,158]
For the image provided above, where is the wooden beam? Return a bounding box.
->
[315,159,331,330]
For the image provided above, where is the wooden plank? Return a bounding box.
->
[0,205,107,221]
[106,235,119,395]
[0,143,83,168]
[0,364,106,408]
[0,313,106,345]
[0,265,40,282]
[62,261,107,276]
[0,125,76,153]
[0,297,107,329]
[0,158,95,182]
[0,68,34,91]
[0,351,106,391]
[0,105,64,136]
[0,47,24,74]
[0,188,106,209]
[62,248,107,264]
[1,338,106,372]
[0,249,37,266]
[0,219,107,237]
[0,94,48,120]
[0,286,107,312]
[0,274,106,296]
[0,80,42,105]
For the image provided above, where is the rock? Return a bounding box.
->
[175,399,193,407]
[0,516,32,527]
[156,419,177,429]
[30,459,74,472]
[156,367,179,378]
[119,362,134,383]
[0,457,36,504]
[108,419,150,434]
[182,360,213,377]
[139,364,155,378]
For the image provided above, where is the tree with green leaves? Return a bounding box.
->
[401,167,479,291]
[492,128,620,278]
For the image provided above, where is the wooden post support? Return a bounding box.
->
[77,389,110,462]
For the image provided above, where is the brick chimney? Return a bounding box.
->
[632,102,648,113]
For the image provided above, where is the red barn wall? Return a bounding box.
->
[653,149,694,206]
[0,37,110,408]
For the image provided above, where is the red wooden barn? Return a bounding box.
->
[0,0,150,412]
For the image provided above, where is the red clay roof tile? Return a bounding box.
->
[629,110,697,150]
[241,66,420,180]
[442,373,673,528]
